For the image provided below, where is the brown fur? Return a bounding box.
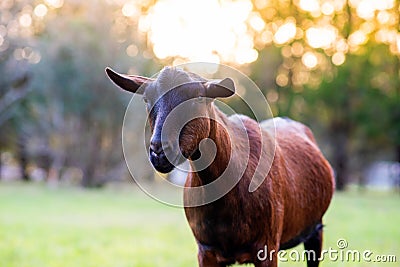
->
[105,67,334,267]
[184,108,335,267]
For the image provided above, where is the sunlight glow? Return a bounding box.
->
[302,51,318,69]
[377,11,391,24]
[274,21,297,45]
[140,0,258,64]
[360,22,375,34]
[351,0,395,20]
[335,39,349,53]
[19,14,32,28]
[34,4,48,18]
[132,0,397,66]
[306,26,337,49]
[356,1,375,19]
[249,13,265,32]
[126,44,138,57]
[375,29,397,44]
[291,42,304,57]
[348,30,368,46]
[254,0,269,9]
[45,0,64,9]
[276,73,289,87]
[298,0,320,13]
[122,2,138,17]
[332,52,345,65]
[321,2,334,15]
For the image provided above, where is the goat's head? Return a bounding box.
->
[106,67,235,173]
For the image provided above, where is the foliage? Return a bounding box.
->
[0,0,155,185]
[0,0,399,188]
[249,0,400,189]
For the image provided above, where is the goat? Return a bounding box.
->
[106,66,335,267]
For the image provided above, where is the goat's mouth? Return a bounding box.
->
[149,148,186,173]
[150,152,175,173]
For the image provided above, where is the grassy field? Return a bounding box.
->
[0,182,399,267]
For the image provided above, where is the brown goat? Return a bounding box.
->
[106,66,335,267]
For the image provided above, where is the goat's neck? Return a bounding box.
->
[190,105,245,185]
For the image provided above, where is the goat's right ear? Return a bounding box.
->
[105,67,152,94]
[204,78,235,98]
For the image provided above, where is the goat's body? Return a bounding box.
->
[106,66,334,267]
[262,117,334,245]
[184,111,334,266]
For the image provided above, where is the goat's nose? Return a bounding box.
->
[150,141,163,156]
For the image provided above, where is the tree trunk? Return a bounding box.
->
[331,126,349,191]
[0,151,2,180]
[81,128,102,188]
[81,162,96,187]
[396,144,400,193]
[17,135,30,181]
[47,152,64,186]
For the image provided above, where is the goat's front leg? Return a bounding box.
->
[253,242,279,267]
[197,247,224,267]
[253,216,283,267]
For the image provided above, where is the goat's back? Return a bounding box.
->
[261,117,335,244]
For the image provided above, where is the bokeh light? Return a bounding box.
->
[0,0,399,76]
[332,52,345,66]
[124,0,400,67]
[302,51,318,69]
[126,44,138,57]
[306,26,337,49]
[44,0,64,9]
[299,0,320,13]
[122,2,137,17]
[34,4,48,18]
[274,20,297,45]
[138,0,257,64]
[19,14,32,28]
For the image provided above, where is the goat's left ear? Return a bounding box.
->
[105,67,152,94]
[204,78,235,98]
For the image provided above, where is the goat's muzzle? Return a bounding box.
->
[149,141,177,173]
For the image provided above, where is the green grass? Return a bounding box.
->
[282,190,400,267]
[0,183,399,267]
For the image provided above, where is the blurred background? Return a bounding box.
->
[1,0,399,189]
[0,0,399,266]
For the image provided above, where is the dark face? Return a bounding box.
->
[105,66,235,174]
[144,82,211,173]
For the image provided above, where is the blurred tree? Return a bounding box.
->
[0,0,155,186]
[250,0,400,190]
[30,1,154,187]
[1,0,399,190]
[0,0,35,181]
[302,48,395,189]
